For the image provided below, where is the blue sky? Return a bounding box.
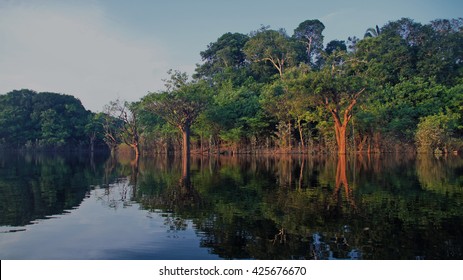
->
[1,0,461,112]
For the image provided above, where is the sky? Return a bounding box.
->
[1,0,462,112]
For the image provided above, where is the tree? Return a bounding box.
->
[261,65,315,150]
[85,113,106,154]
[260,79,292,149]
[102,105,122,155]
[416,18,463,85]
[104,100,142,159]
[415,112,461,154]
[203,80,262,153]
[244,28,302,78]
[195,32,249,79]
[325,40,347,55]
[0,89,36,147]
[381,18,423,46]
[39,108,69,147]
[364,25,381,38]
[284,66,317,149]
[309,52,366,154]
[293,19,325,67]
[354,31,415,85]
[144,71,210,159]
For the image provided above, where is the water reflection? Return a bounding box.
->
[0,152,110,226]
[1,151,463,259]
[132,154,463,259]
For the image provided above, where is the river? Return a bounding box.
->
[1,152,462,259]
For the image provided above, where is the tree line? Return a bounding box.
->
[1,17,462,156]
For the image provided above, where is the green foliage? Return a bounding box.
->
[415,112,461,153]
[200,80,265,147]
[144,72,211,131]
[220,127,242,145]
[0,89,92,149]
[325,40,347,55]
[195,32,249,79]
[39,109,69,146]
[355,33,415,85]
[244,28,304,78]
[293,19,325,67]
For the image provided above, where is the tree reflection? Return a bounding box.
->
[135,155,204,239]
[333,154,356,209]
[416,154,463,194]
[0,152,110,226]
[108,154,463,259]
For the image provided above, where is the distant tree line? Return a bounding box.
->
[0,89,106,150]
[1,17,462,156]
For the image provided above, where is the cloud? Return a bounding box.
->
[0,2,169,112]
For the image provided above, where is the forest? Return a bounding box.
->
[1,17,462,157]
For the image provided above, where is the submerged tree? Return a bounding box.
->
[101,108,121,156]
[415,112,461,154]
[107,100,142,158]
[144,70,210,159]
[309,51,366,154]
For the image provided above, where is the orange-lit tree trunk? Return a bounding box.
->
[324,88,364,155]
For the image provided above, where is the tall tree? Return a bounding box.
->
[309,52,366,154]
[195,32,249,79]
[203,80,261,153]
[244,28,302,78]
[416,18,463,85]
[293,19,325,67]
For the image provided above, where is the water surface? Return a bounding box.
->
[0,152,462,259]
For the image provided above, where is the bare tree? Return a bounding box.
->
[104,99,141,159]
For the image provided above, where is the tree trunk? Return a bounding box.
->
[200,133,204,154]
[133,143,140,160]
[110,145,118,158]
[297,119,305,150]
[335,124,348,155]
[181,125,191,159]
[357,135,367,152]
[90,134,95,154]
[373,131,381,153]
[325,88,364,155]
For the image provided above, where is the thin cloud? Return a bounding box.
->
[321,9,356,23]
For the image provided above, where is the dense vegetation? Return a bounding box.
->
[0,89,106,150]
[1,17,462,155]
